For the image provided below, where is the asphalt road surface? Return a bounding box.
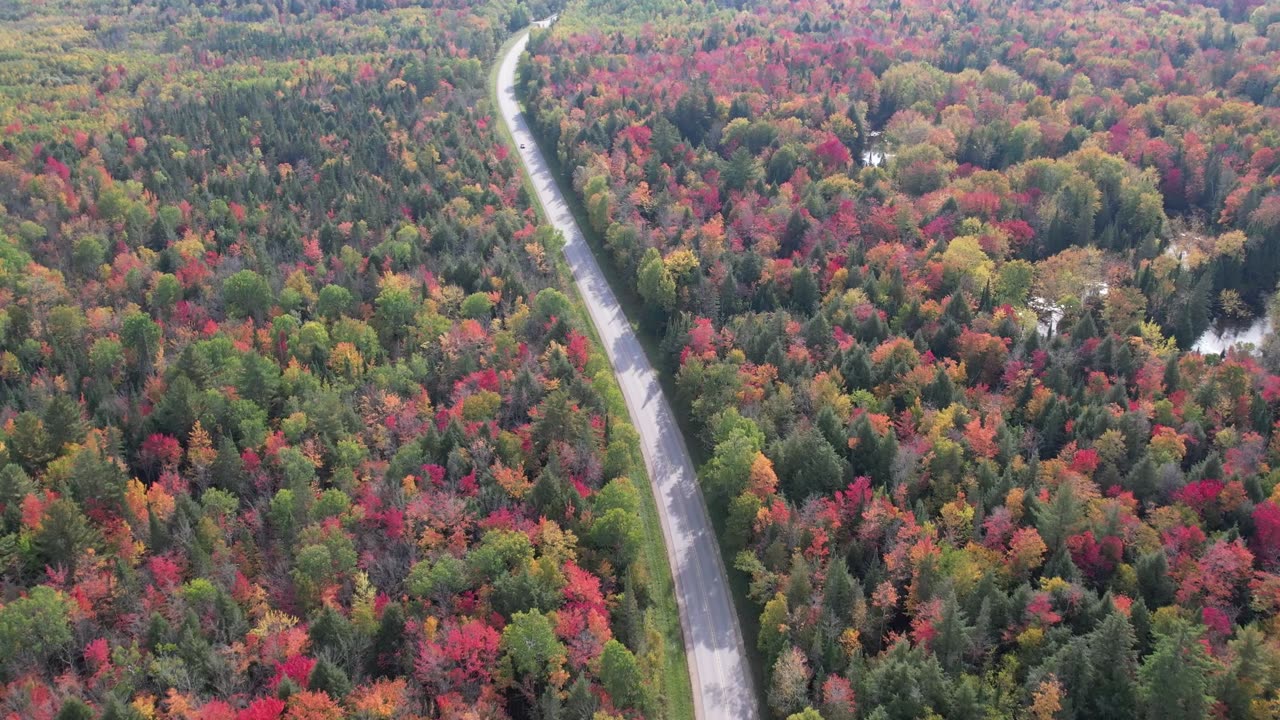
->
[497,22,760,720]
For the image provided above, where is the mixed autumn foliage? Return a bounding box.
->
[519,0,1280,717]
[0,1,683,719]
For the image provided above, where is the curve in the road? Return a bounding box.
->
[497,22,759,720]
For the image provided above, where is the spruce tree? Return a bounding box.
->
[566,674,598,720]
[309,657,353,698]
[368,603,407,678]
[54,699,94,720]
[1134,551,1175,608]
[1086,611,1138,720]
[1218,625,1272,718]
[931,592,972,675]
[1138,619,1217,720]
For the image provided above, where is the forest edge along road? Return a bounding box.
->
[497,20,759,720]
[496,21,760,720]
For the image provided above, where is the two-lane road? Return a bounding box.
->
[496,23,759,720]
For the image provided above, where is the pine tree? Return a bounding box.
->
[1138,619,1217,720]
[1038,398,1070,458]
[792,267,819,314]
[1217,625,1275,718]
[952,674,993,719]
[787,554,814,609]
[816,405,846,457]
[1035,483,1082,552]
[860,641,949,720]
[619,572,643,649]
[54,699,94,720]
[309,605,355,662]
[849,415,889,486]
[213,590,247,645]
[1084,611,1139,720]
[309,657,352,698]
[782,210,810,257]
[1012,377,1036,425]
[776,427,846,500]
[931,592,972,675]
[368,603,406,678]
[924,367,955,407]
[1134,551,1175,608]
[99,698,147,720]
[8,412,54,473]
[1037,637,1093,719]
[0,464,35,531]
[1072,311,1098,343]
[945,291,972,324]
[840,347,872,390]
[210,436,246,496]
[1129,598,1152,657]
[34,498,99,578]
[1043,545,1080,582]
[69,443,130,520]
[565,674,598,720]
[932,317,960,357]
[822,560,855,625]
[531,451,571,522]
[538,684,563,720]
[1126,456,1158,502]
[43,395,85,452]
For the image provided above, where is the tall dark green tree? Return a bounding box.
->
[1085,611,1138,720]
[1138,619,1217,720]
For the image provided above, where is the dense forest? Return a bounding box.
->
[0,1,692,719]
[518,0,1280,718]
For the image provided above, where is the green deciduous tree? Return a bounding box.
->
[0,585,75,677]
[501,610,566,700]
[600,639,647,712]
[703,424,762,503]
[759,592,791,667]
[638,247,677,316]
[590,507,643,568]
[223,269,272,321]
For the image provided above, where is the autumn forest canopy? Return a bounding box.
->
[0,0,693,719]
[4,0,1280,719]
[516,0,1280,718]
